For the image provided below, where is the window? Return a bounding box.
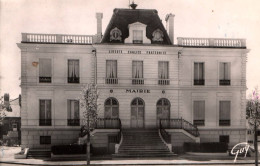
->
[248,130,251,135]
[39,58,52,83]
[132,61,144,84]
[104,98,119,118]
[194,62,204,85]
[40,136,51,144]
[219,62,231,85]
[157,98,170,126]
[193,101,205,126]
[106,60,118,84]
[12,123,17,131]
[39,100,51,126]
[219,101,231,126]
[67,100,80,126]
[158,61,169,85]
[133,30,143,44]
[219,135,229,143]
[68,60,80,83]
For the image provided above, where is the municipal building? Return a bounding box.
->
[17,3,249,156]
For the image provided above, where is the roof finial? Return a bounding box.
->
[130,0,137,9]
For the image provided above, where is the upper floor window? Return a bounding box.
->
[133,30,143,44]
[132,61,144,84]
[219,101,231,126]
[67,100,80,126]
[194,62,204,85]
[39,100,51,126]
[193,100,205,126]
[158,61,169,85]
[106,60,118,84]
[219,62,231,86]
[39,58,52,83]
[68,60,79,83]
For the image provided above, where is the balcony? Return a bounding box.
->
[219,80,231,86]
[158,79,170,85]
[39,77,51,83]
[67,119,80,126]
[132,78,144,85]
[194,79,204,85]
[22,33,93,44]
[68,77,80,83]
[177,37,246,48]
[219,120,230,126]
[193,120,205,126]
[39,119,52,126]
[106,78,118,84]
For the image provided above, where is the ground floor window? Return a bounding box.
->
[40,136,51,144]
[104,98,119,118]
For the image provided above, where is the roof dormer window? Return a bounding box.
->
[125,22,151,44]
[133,30,143,44]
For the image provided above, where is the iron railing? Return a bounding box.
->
[39,119,52,126]
[160,118,200,137]
[219,120,230,126]
[39,77,51,83]
[219,80,231,86]
[159,121,171,144]
[67,119,80,126]
[194,79,205,85]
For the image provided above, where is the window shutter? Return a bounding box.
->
[46,100,51,119]
[39,59,51,77]
[67,100,71,119]
[220,101,230,120]
[194,101,205,120]
[74,101,79,119]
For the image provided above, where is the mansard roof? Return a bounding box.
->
[101,8,172,45]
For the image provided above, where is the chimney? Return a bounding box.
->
[165,13,175,45]
[95,13,103,43]
[4,93,12,112]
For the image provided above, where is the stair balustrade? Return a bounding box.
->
[160,118,200,137]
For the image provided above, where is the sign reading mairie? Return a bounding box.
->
[126,89,150,93]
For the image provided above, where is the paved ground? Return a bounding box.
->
[0,146,259,166]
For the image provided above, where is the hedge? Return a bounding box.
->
[183,142,228,153]
[51,144,92,155]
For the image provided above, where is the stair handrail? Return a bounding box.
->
[159,120,171,144]
[115,118,123,154]
[160,118,200,137]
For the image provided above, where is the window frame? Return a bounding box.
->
[68,59,80,83]
[219,100,231,126]
[39,99,52,126]
[219,62,231,86]
[39,58,52,83]
[67,99,80,126]
[133,30,143,44]
[193,62,205,86]
[193,100,205,126]
[106,60,118,84]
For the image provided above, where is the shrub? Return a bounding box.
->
[52,144,92,155]
[184,142,228,153]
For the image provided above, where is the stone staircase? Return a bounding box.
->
[27,149,51,159]
[113,129,175,158]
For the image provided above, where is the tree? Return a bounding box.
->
[247,88,260,166]
[80,84,99,165]
[0,96,7,126]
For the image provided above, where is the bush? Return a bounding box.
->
[184,142,228,153]
[52,144,92,155]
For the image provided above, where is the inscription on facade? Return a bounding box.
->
[126,89,150,93]
[109,50,122,54]
[146,50,166,55]
[128,50,141,54]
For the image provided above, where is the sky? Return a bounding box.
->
[0,0,260,99]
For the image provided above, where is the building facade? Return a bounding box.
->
[17,5,249,153]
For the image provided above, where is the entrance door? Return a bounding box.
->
[157,98,170,127]
[131,98,144,128]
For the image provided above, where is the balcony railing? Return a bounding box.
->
[22,33,93,44]
[219,80,231,86]
[193,120,205,126]
[39,77,51,83]
[177,37,246,48]
[95,118,121,129]
[39,119,52,126]
[219,120,230,126]
[106,78,118,84]
[158,79,170,85]
[194,79,205,85]
[132,78,144,85]
[68,77,80,83]
[67,119,80,126]
[160,118,200,137]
